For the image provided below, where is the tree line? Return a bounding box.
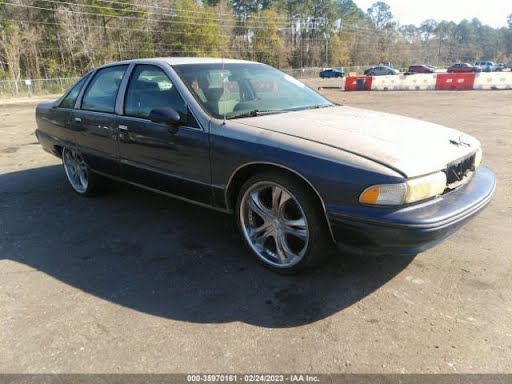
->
[1,0,511,81]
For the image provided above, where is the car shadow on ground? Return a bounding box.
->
[1,165,416,328]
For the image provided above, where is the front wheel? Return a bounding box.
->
[236,172,330,273]
[62,147,105,196]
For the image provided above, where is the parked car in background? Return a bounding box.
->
[319,68,345,78]
[447,63,482,73]
[474,61,497,72]
[364,65,399,76]
[494,63,505,72]
[504,61,512,71]
[35,57,495,273]
[404,64,435,75]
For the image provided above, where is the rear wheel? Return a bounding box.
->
[236,171,330,273]
[62,147,105,196]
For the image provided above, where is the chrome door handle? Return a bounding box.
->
[74,117,82,123]
[118,125,128,131]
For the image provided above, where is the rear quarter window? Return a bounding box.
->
[59,75,89,109]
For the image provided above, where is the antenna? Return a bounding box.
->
[221,12,227,124]
[222,55,226,124]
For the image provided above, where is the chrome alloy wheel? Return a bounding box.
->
[62,148,88,193]
[240,182,310,268]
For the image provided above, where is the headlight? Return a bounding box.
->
[359,171,447,206]
[474,148,482,168]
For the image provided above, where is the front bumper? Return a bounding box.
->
[327,166,496,255]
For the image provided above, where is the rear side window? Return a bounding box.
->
[82,65,128,113]
[59,75,89,109]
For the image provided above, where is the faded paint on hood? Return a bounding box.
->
[235,106,480,178]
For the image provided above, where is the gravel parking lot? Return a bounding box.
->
[1,86,511,373]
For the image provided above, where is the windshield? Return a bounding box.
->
[173,63,332,119]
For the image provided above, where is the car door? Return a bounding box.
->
[42,74,91,145]
[73,64,129,174]
[116,64,211,205]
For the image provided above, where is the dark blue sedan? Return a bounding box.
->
[319,68,345,78]
[35,58,495,273]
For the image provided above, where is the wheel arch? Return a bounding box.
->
[225,162,335,242]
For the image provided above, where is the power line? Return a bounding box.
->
[52,0,289,21]
[4,16,464,54]
[1,2,295,30]
[24,0,291,26]
[1,1,392,33]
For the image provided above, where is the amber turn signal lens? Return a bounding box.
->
[359,186,380,204]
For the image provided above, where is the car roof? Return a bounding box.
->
[94,57,260,69]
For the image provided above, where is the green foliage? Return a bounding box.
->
[367,1,395,30]
[336,0,366,22]
[0,0,511,79]
[329,34,350,66]
[230,0,272,22]
[250,9,284,67]
[165,0,225,57]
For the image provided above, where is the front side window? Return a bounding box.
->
[173,63,332,119]
[82,65,128,113]
[59,74,89,109]
[124,65,187,120]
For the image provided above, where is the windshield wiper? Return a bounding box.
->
[302,104,334,110]
[226,109,285,119]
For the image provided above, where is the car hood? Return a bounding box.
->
[235,106,480,178]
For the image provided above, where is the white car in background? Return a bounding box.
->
[474,61,497,72]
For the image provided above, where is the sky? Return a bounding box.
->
[353,0,511,28]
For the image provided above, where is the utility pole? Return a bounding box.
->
[324,32,330,68]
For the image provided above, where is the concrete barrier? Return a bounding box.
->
[474,72,512,90]
[342,72,512,91]
[400,74,437,90]
[435,73,475,90]
[370,75,401,91]
[370,74,437,91]
[344,76,372,91]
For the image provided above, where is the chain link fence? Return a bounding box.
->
[0,65,422,99]
[0,67,369,99]
[280,66,366,79]
[0,78,80,99]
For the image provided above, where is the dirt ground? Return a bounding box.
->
[1,86,511,374]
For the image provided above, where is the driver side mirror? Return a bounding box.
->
[149,107,181,133]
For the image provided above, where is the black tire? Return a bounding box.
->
[61,147,107,196]
[235,170,331,274]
